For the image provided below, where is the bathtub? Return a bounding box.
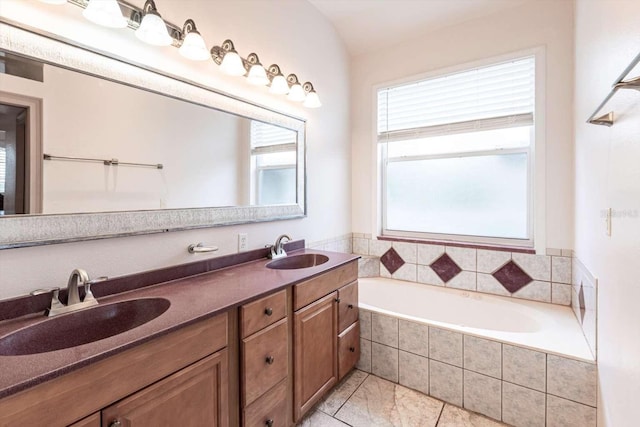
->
[358,277,594,362]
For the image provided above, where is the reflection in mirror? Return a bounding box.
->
[0,52,299,216]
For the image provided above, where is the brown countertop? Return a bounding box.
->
[0,248,359,399]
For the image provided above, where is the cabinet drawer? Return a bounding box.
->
[243,379,287,427]
[240,290,287,339]
[242,318,288,406]
[294,261,357,311]
[338,321,360,381]
[338,281,358,334]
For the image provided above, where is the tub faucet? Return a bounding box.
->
[31,268,108,317]
[270,234,291,259]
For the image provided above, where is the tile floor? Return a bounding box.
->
[298,370,509,427]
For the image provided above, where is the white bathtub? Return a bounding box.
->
[358,277,594,362]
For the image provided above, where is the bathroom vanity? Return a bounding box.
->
[0,248,359,427]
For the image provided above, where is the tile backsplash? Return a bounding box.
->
[352,235,573,306]
[572,257,597,358]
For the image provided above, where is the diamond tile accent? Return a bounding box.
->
[492,261,533,293]
[380,247,405,275]
[430,254,462,283]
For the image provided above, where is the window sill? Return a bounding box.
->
[377,235,535,254]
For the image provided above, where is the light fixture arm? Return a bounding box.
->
[62,0,320,106]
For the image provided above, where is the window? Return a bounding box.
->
[250,121,297,205]
[378,56,535,245]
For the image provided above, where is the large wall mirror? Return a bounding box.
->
[0,22,306,249]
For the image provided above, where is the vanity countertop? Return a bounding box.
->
[0,248,359,399]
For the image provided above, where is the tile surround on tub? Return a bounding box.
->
[352,236,573,306]
[360,308,597,425]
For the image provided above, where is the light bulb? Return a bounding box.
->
[247,64,269,86]
[303,91,322,108]
[179,31,209,61]
[269,74,289,95]
[39,0,67,4]
[82,0,128,29]
[136,12,173,46]
[219,51,246,76]
[287,83,306,102]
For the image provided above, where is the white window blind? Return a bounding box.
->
[378,57,535,142]
[0,147,6,193]
[250,121,297,155]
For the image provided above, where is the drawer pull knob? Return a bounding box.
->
[335,297,341,303]
[348,304,354,309]
[349,347,355,352]
[266,356,275,364]
[265,419,274,427]
[265,307,273,316]
[109,421,122,427]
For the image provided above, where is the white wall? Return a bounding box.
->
[574,0,640,424]
[0,0,351,299]
[350,0,575,251]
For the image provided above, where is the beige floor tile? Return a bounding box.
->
[297,410,350,427]
[335,375,443,427]
[316,369,369,416]
[437,404,508,427]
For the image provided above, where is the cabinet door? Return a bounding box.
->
[102,349,228,427]
[293,292,338,421]
[337,281,358,334]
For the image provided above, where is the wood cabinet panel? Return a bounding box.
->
[0,314,228,427]
[68,412,100,427]
[337,281,358,334]
[242,318,288,406]
[240,290,287,339]
[102,350,228,427]
[338,321,360,381]
[293,262,357,311]
[293,292,338,421]
[243,379,287,427]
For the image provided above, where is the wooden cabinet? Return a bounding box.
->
[240,292,290,427]
[337,280,358,334]
[293,292,338,420]
[338,321,360,380]
[102,350,228,427]
[292,260,359,422]
[0,314,229,427]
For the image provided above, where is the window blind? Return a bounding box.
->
[378,57,535,142]
[251,121,297,155]
[0,147,5,193]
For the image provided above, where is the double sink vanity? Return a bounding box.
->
[0,241,360,427]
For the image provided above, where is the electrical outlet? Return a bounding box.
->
[238,233,248,251]
[605,208,612,237]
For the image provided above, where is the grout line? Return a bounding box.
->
[332,371,370,418]
[435,402,446,426]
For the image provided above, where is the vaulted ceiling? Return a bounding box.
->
[307,0,529,56]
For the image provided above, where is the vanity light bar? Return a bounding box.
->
[58,0,321,107]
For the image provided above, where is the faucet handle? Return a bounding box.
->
[84,276,108,303]
[31,287,60,297]
[31,287,65,315]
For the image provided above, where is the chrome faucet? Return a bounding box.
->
[31,269,107,317]
[269,234,291,259]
